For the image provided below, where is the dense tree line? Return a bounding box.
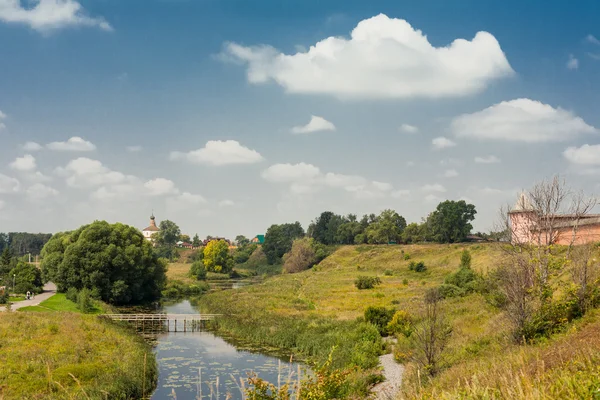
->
[41,221,167,305]
[0,232,52,256]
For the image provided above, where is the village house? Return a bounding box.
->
[509,192,600,246]
[251,235,265,244]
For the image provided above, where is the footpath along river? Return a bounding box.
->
[151,299,305,399]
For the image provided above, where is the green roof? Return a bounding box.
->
[253,235,265,244]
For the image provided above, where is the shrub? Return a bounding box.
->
[0,290,8,305]
[409,261,427,272]
[384,270,393,276]
[283,238,317,274]
[189,260,207,280]
[460,249,472,269]
[77,288,95,313]
[438,283,465,299]
[355,276,381,290]
[66,287,79,302]
[364,306,395,336]
[402,278,409,285]
[404,253,411,260]
[387,310,413,337]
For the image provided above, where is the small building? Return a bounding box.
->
[142,214,160,242]
[251,235,265,244]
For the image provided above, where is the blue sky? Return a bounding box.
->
[1,0,600,238]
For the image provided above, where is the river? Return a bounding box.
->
[151,299,304,399]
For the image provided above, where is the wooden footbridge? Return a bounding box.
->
[102,313,220,333]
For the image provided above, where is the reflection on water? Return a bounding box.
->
[152,300,302,400]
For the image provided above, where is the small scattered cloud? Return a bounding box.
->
[421,183,446,193]
[0,0,113,33]
[56,157,129,188]
[0,110,6,130]
[166,192,207,212]
[399,124,419,134]
[261,163,321,183]
[26,183,58,201]
[474,155,501,164]
[170,140,264,166]
[564,144,600,166]
[425,194,442,203]
[0,174,20,193]
[291,115,336,134]
[391,189,410,199]
[451,98,598,142]
[586,34,600,45]
[22,141,42,151]
[440,158,463,166]
[144,178,178,196]
[126,145,142,153]
[47,136,96,152]
[442,169,459,178]
[9,154,36,172]
[587,52,600,61]
[432,137,456,150]
[567,54,579,70]
[221,14,513,100]
[372,181,393,191]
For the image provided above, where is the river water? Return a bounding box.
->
[151,299,303,400]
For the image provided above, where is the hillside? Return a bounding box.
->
[200,243,600,399]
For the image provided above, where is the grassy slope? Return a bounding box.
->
[18,293,103,314]
[0,312,156,399]
[199,244,505,370]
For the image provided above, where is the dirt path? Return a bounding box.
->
[372,353,404,399]
[0,282,57,312]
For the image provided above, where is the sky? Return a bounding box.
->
[1,0,600,239]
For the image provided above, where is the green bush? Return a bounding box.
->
[355,276,381,290]
[404,253,411,260]
[77,288,94,313]
[408,261,427,272]
[402,278,409,285]
[364,306,395,336]
[460,249,472,269]
[66,287,78,302]
[161,280,209,299]
[384,270,393,276]
[438,283,466,299]
[387,310,413,337]
[0,290,8,305]
[189,260,207,280]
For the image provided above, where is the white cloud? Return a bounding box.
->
[0,0,112,32]
[218,199,235,207]
[170,140,264,166]
[22,141,42,151]
[291,115,336,134]
[451,98,598,142]
[222,14,513,100]
[262,162,392,199]
[0,110,6,130]
[144,178,178,196]
[474,155,501,164]
[567,54,579,70]
[425,194,442,203]
[399,124,419,134]
[440,158,463,166]
[56,157,127,188]
[261,163,321,183]
[126,145,142,153]
[47,136,96,152]
[586,34,600,45]
[563,144,600,165]
[166,192,207,212]
[421,183,446,192]
[9,154,36,172]
[442,169,459,178]
[432,137,456,150]
[26,183,58,201]
[0,174,20,193]
[588,52,600,61]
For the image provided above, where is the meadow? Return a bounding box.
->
[0,312,157,399]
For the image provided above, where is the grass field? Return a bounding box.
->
[0,312,157,399]
[165,262,196,284]
[19,293,103,314]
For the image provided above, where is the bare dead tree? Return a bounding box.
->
[410,289,452,377]
[570,244,600,316]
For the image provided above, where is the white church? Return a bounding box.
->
[142,213,160,242]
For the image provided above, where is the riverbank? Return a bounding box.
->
[0,312,157,399]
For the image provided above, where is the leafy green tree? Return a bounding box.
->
[179,234,191,243]
[426,200,477,243]
[10,261,43,294]
[235,235,250,247]
[203,240,231,273]
[365,209,407,244]
[189,260,207,280]
[402,222,429,243]
[155,220,181,247]
[8,232,52,256]
[263,222,305,264]
[41,221,167,305]
[0,247,12,275]
[192,234,201,247]
[335,221,363,244]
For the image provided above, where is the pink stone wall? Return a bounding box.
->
[555,224,600,246]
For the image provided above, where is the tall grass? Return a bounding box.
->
[0,312,157,399]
